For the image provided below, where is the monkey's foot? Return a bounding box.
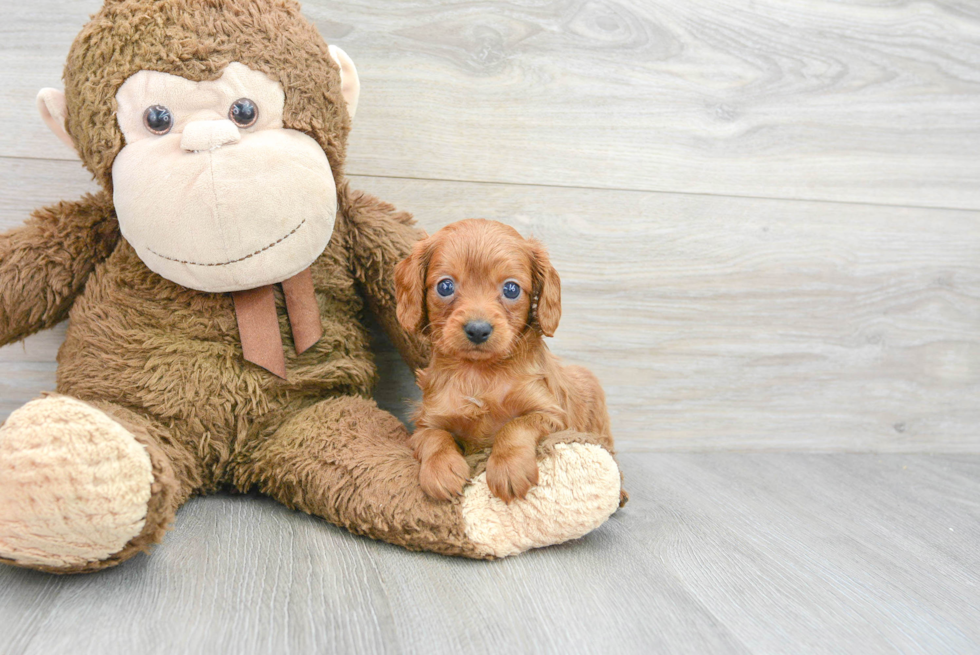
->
[0,396,153,569]
[461,441,622,558]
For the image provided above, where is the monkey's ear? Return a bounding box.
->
[394,237,432,335]
[328,45,360,121]
[529,240,562,337]
[36,88,75,150]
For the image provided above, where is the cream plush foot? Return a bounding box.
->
[0,396,153,569]
[461,442,622,558]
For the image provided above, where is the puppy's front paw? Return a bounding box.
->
[486,448,539,503]
[419,449,470,501]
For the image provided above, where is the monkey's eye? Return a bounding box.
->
[229,98,258,128]
[502,280,521,300]
[142,105,173,135]
[436,278,455,298]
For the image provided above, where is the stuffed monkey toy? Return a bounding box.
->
[0,0,623,573]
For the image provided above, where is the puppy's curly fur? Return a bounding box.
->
[395,219,613,502]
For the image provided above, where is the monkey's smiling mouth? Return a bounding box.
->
[145,218,307,267]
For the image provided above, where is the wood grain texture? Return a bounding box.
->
[3,159,978,451]
[2,0,980,208]
[0,453,976,655]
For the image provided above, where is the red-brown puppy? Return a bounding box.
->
[395,219,612,503]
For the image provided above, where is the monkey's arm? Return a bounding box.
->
[0,192,119,347]
[339,183,430,371]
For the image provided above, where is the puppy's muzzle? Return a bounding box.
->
[464,321,493,344]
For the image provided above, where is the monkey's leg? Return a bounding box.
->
[233,396,623,558]
[0,395,199,573]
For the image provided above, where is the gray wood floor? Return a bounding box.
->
[1,453,978,655]
[2,0,979,653]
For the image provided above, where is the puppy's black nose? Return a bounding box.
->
[464,321,493,344]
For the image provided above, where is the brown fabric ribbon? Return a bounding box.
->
[232,267,323,379]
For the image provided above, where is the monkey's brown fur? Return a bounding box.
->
[0,0,620,573]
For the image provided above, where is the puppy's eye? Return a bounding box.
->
[502,280,521,300]
[436,278,455,298]
[143,105,173,135]
[229,98,259,128]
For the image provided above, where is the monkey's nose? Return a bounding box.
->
[180,120,241,152]
[464,321,493,344]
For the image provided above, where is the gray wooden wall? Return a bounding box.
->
[1,0,978,452]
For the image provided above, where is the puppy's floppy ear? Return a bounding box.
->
[529,239,562,337]
[395,236,432,334]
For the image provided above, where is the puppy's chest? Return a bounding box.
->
[421,376,526,449]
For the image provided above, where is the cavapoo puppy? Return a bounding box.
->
[395,219,613,503]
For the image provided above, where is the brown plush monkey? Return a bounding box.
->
[0,0,623,573]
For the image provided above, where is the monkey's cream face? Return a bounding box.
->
[111,63,336,292]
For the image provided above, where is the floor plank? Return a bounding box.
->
[637,454,980,653]
[2,0,980,208]
[4,159,978,452]
[0,453,976,655]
